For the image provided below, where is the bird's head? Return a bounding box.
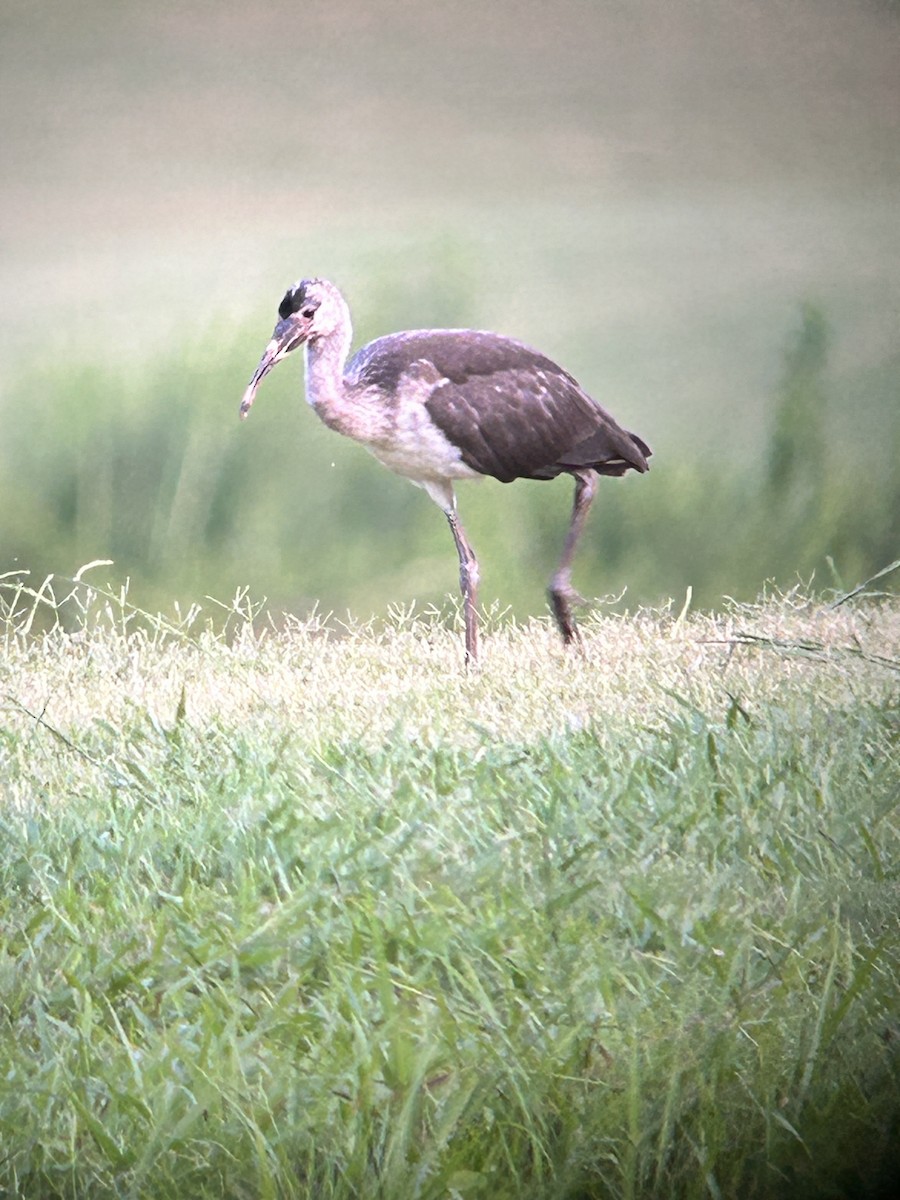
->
[239,278,349,420]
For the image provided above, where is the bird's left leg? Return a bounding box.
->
[446,509,480,668]
[548,469,598,646]
[422,480,480,667]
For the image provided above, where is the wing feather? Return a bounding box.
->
[349,330,650,482]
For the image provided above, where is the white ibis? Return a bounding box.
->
[240,278,650,666]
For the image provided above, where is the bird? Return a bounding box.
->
[239,277,651,666]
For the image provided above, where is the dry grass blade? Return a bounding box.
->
[829,559,900,609]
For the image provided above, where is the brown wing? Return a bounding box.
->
[351,330,650,483]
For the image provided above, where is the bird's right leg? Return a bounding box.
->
[548,469,598,646]
[446,509,480,668]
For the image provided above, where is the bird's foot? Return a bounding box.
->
[548,582,589,649]
[463,622,480,670]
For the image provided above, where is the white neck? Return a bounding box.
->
[303,324,353,432]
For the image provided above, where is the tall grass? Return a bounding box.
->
[1,572,898,1198]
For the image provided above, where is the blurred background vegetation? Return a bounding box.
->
[2,0,898,624]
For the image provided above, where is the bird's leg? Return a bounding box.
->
[446,509,480,668]
[548,469,598,646]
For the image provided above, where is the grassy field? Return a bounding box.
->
[1,570,898,1198]
[2,5,899,1194]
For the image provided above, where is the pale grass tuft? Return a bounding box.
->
[2,570,898,759]
[1,567,896,808]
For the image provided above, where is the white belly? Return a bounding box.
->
[314,352,484,491]
[367,421,482,483]
[363,372,482,484]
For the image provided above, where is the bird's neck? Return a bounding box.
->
[303,328,353,432]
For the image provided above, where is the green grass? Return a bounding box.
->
[1,573,898,1198]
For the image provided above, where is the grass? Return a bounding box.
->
[1,570,899,1198]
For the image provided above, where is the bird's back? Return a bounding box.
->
[348,329,650,484]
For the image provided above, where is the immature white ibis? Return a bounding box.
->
[240,278,650,665]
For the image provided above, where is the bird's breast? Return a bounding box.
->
[365,376,483,483]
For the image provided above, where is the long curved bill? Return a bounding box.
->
[239,316,308,420]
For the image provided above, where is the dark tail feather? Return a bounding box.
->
[562,425,651,477]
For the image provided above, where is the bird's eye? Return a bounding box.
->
[301,306,317,320]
